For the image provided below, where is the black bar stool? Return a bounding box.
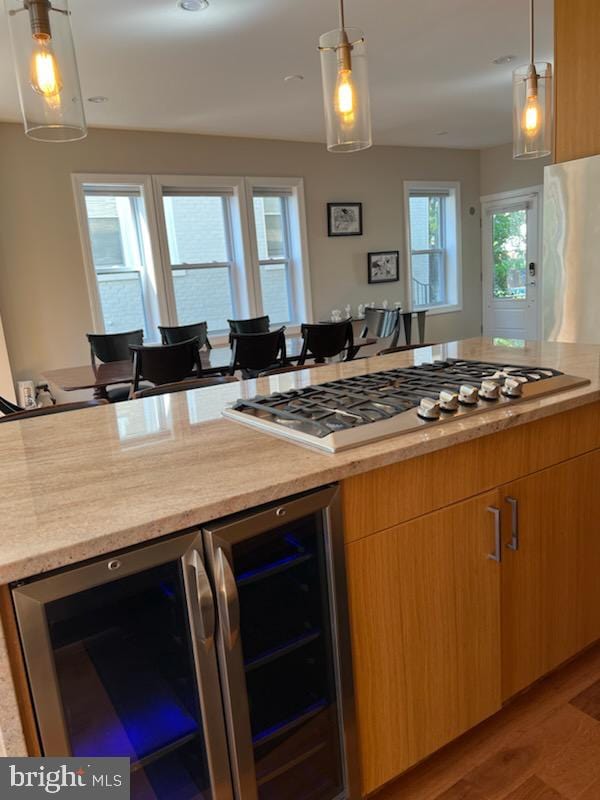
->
[87,329,144,402]
[159,322,212,350]
[359,308,401,347]
[229,328,287,379]
[129,339,203,397]
[298,320,354,365]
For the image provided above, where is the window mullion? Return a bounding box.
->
[171,262,232,270]
[222,196,243,319]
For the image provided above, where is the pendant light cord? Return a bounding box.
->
[529,0,535,65]
[338,0,345,31]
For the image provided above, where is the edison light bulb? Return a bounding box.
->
[30,39,63,99]
[522,93,542,138]
[335,68,355,121]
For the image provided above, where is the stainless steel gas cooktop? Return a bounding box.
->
[222,359,590,453]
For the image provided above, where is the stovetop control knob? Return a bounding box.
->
[439,389,459,412]
[418,397,441,420]
[479,379,501,401]
[502,377,524,398]
[459,384,479,405]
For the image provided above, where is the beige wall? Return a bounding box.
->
[0,123,482,384]
[480,142,550,197]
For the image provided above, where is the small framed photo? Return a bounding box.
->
[368,251,400,284]
[327,202,363,236]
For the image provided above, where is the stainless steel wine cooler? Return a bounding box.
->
[11,485,359,800]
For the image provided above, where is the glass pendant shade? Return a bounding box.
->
[319,27,372,153]
[5,0,87,142]
[512,62,552,160]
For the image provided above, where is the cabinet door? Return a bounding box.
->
[345,491,502,796]
[501,449,600,701]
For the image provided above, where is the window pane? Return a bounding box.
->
[84,191,152,336]
[85,195,142,270]
[172,267,234,331]
[411,252,447,307]
[163,196,229,265]
[428,197,442,248]
[259,263,291,324]
[88,218,124,267]
[409,195,442,250]
[97,272,147,334]
[253,196,287,260]
[492,210,527,300]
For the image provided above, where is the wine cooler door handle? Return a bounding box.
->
[190,549,215,643]
[505,496,520,551]
[487,506,502,563]
[216,548,240,651]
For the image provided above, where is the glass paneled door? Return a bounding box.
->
[12,533,233,800]
[482,191,541,340]
[203,486,359,800]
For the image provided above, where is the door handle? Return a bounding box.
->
[505,496,519,551]
[188,548,215,644]
[487,506,502,563]
[216,548,240,651]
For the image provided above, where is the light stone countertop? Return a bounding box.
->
[0,337,600,758]
[0,337,599,586]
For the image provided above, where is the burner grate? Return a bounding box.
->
[223,359,589,451]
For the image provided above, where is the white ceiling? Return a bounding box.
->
[0,0,554,149]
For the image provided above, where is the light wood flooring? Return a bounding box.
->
[373,642,600,800]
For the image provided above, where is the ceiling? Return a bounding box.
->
[0,0,554,149]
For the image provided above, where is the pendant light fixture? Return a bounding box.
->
[319,0,372,153]
[512,0,551,160]
[5,0,87,142]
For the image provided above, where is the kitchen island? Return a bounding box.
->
[1,337,599,796]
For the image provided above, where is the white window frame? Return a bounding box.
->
[245,177,313,331]
[251,191,295,322]
[152,175,254,338]
[72,174,168,340]
[73,173,313,344]
[404,180,463,315]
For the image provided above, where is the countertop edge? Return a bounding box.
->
[3,387,599,586]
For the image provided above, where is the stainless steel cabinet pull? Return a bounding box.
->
[189,549,215,644]
[487,506,502,563]
[216,548,240,651]
[505,496,519,551]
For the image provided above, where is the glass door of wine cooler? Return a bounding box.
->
[203,486,359,800]
[12,531,233,800]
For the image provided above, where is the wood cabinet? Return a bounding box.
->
[555,0,600,163]
[346,491,502,795]
[341,403,600,543]
[501,450,600,699]
[342,404,600,796]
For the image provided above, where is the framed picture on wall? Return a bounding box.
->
[368,251,400,284]
[327,202,363,236]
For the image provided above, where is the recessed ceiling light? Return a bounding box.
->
[493,55,516,65]
[284,74,304,82]
[88,96,109,104]
[178,0,209,10]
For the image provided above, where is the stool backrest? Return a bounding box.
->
[159,322,211,350]
[228,316,270,335]
[129,339,202,394]
[87,329,144,366]
[230,328,287,376]
[361,307,400,339]
[299,320,354,364]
